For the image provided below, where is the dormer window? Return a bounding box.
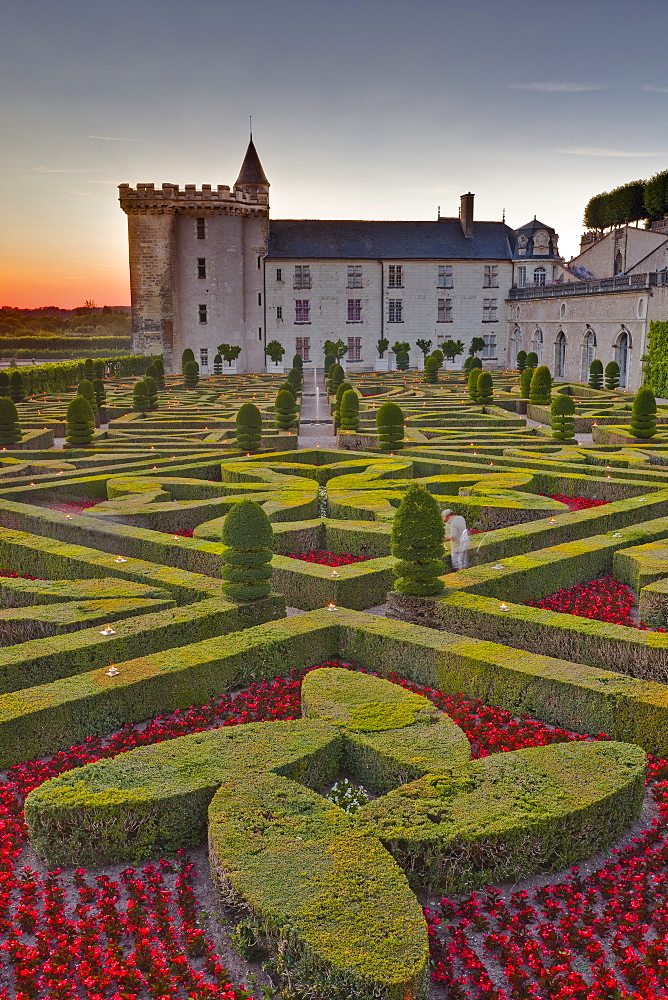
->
[533,230,550,255]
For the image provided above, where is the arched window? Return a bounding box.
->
[614,328,632,388]
[531,328,543,362]
[555,331,566,378]
[533,267,547,286]
[614,250,623,276]
[511,327,521,362]
[580,329,596,382]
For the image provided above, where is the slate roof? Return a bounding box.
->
[267,219,514,260]
[514,218,556,235]
[235,140,269,187]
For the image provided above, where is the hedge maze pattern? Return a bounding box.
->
[4,359,668,999]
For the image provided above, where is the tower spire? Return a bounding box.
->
[235,136,269,190]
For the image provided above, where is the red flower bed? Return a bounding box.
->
[0,568,39,581]
[161,528,194,538]
[44,500,105,513]
[1,664,667,999]
[545,494,609,512]
[526,575,665,632]
[287,549,369,566]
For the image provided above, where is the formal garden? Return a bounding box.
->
[2,345,668,999]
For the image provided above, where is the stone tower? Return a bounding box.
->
[119,140,270,373]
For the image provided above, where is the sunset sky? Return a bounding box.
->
[2,0,667,309]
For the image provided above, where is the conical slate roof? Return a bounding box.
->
[235,139,269,187]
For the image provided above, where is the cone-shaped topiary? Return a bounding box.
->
[335,381,354,424]
[551,393,576,441]
[221,499,273,601]
[236,402,262,452]
[94,360,105,380]
[153,356,165,386]
[78,379,98,415]
[339,389,359,431]
[376,401,404,451]
[133,379,150,412]
[92,378,106,410]
[589,359,603,390]
[327,364,344,394]
[10,371,26,403]
[0,372,9,396]
[391,481,445,597]
[145,361,160,385]
[275,388,298,430]
[278,380,297,399]
[184,360,199,388]
[630,386,657,439]
[517,350,527,373]
[324,354,335,375]
[476,370,493,405]
[83,359,95,380]
[395,350,409,371]
[144,376,159,410]
[181,348,195,373]
[65,395,95,447]
[467,367,481,401]
[526,351,538,369]
[0,396,22,445]
[286,366,302,390]
[424,356,439,383]
[292,353,303,370]
[605,361,620,390]
[529,365,552,405]
[520,366,534,398]
[213,353,223,374]
[431,349,444,368]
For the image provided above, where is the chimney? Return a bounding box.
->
[460,192,474,238]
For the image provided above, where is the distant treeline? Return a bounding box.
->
[584,170,668,231]
[0,335,132,358]
[0,305,131,339]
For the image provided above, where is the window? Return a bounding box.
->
[258,328,262,340]
[200,348,209,368]
[258,292,262,306]
[296,337,311,362]
[388,265,403,288]
[388,299,403,323]
[295,300,310,323]
[517,266,527,288]
[437,298,453,322]
[276,306,283,321]
[438,265,453,288]
[483,265,499,287]
[482,298,498,322]
[196,217,206,239]
[347,265,362,288]
[276,268,282,282]
[198,304,207,324]
[347,337,362,361]
[347,299,362,322]
[257,256,262,269]
[294,265,311,289]
[197,258,206,279]
[482,335,497,359]
[533,267,546,286]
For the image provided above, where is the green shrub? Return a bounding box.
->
[551,393,576,441]
[181,348,195,372]
[94,360,105,381]
[91,378,106,409]
[183,360,199,388]
[630,386,657,439]
[391,481,445,597]
[275,388,298,430]
[278,379,297,399]
[65,395,94,447]
[292,353,303,370]
[153,356,165,386]
[10,370,26,403]
[328,363,344,394]
[529,365,552,404]
[132,379,150,412]
[0,372,8,396]
[476,370,493,405]
[324,353,335,373]
[286,366,302,390]
[431,349,444,368]
[77,378,98,415]
[526,351,538,369]
[0,396,21,445]
[221,499,273,600]
[376,401,404,452]
[334,380,353,424]
[605,361,620,390]
[145,360,162,388]
[589,359,603,390]
[424,356,439,383]
[520,366,534,398]
[517,350,527,372]
[144,375,159,410]
[467,366,481,400]
[395,350,409,371]
[83,358,95,380]
[339,389,359,431]
[236,402,262,452]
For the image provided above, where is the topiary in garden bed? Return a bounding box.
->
[0,371,9,396]
[526,351,538,369]
[589,359,603,390]
[467,366,481,400]
[424,356,439,383]
[10,370,26,403]
[292,353,303,370]
[520,366,534,398]
[221,499,274,600]
[181,348,195,372]
[144,375,159,410]
[92,378,106,410]
[339,389,359,431]
[78,378,98,416]
[183,360,199,388]
[334,380,353,425]
[236,402,262,452]
[391,481,445,597]
[605,360,620,390]
[551,392,576,441]
[275,388,298,430]
[376,400,404,451]
[529,365,552,404]
[395,350,410,371]
[132,379,150,412]
[327,363,344,394]
[516,349,527,373]
[0,396,22,445]
[476,370,493,405]
[630,386,657,439]
[65,395,95,447]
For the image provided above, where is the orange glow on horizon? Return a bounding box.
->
[0,255,130,310]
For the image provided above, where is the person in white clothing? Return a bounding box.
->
[442,508,470,571]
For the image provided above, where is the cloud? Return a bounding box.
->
[508,81,606,93]
[559,147,666,157]
[88,135,145,142]
[642,84,668,93]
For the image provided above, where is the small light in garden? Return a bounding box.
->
[327,602,337,610]
[499,602,509,612]
[173,535,180,540]
[65,514,72,519]
[105,666,120,677]
[331,569,340,578]
[492,563,504,569]
[114,555,127,563]
[99,626,116,636]
[58,470,64,474]
[612,532,622,537]
[639,497,646,501]
[29,482,35,487]
[550,517,556,522]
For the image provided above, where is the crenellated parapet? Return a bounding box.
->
[119,181,268,215]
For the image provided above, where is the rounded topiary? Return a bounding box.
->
[0,372,9,396]
[328,364,344,395]
[92,378,106,410]
[526,351,539,369]
[520,366,534,398]
[431,349,444,368]
[529,365,552,405]
[476,370,493,405]
[65,395,95,447]
[0,396,21,445]
[589,359,603,390]
[181,348,195,373]
[630,386,657,439]
[144,375,159,410]
[292,353,303,370]
[94,360,105,381]
[78,379,98,415]
[286,366,302,390]
[184,360,199,388]
[133,379,150,412]
[391,481,445,597]
[10,371,26,403]
[278,379,297,399]
[153,356,165,386]
[236,402,262,452]
[275,388,298,430]
[395,350,409,371]
[424,356,439,383]
[339,389,359,431]
[376,401,404,452]
[467,367,481,401]
[335,381,354,424]
[213,353,223,375]
[517,350,527,373]
[83,358,95,380]
[605,361,620,390]
[551,393,576,441]
[221,499,273,601]
[145,361,160,386]
[324,354,335,375]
